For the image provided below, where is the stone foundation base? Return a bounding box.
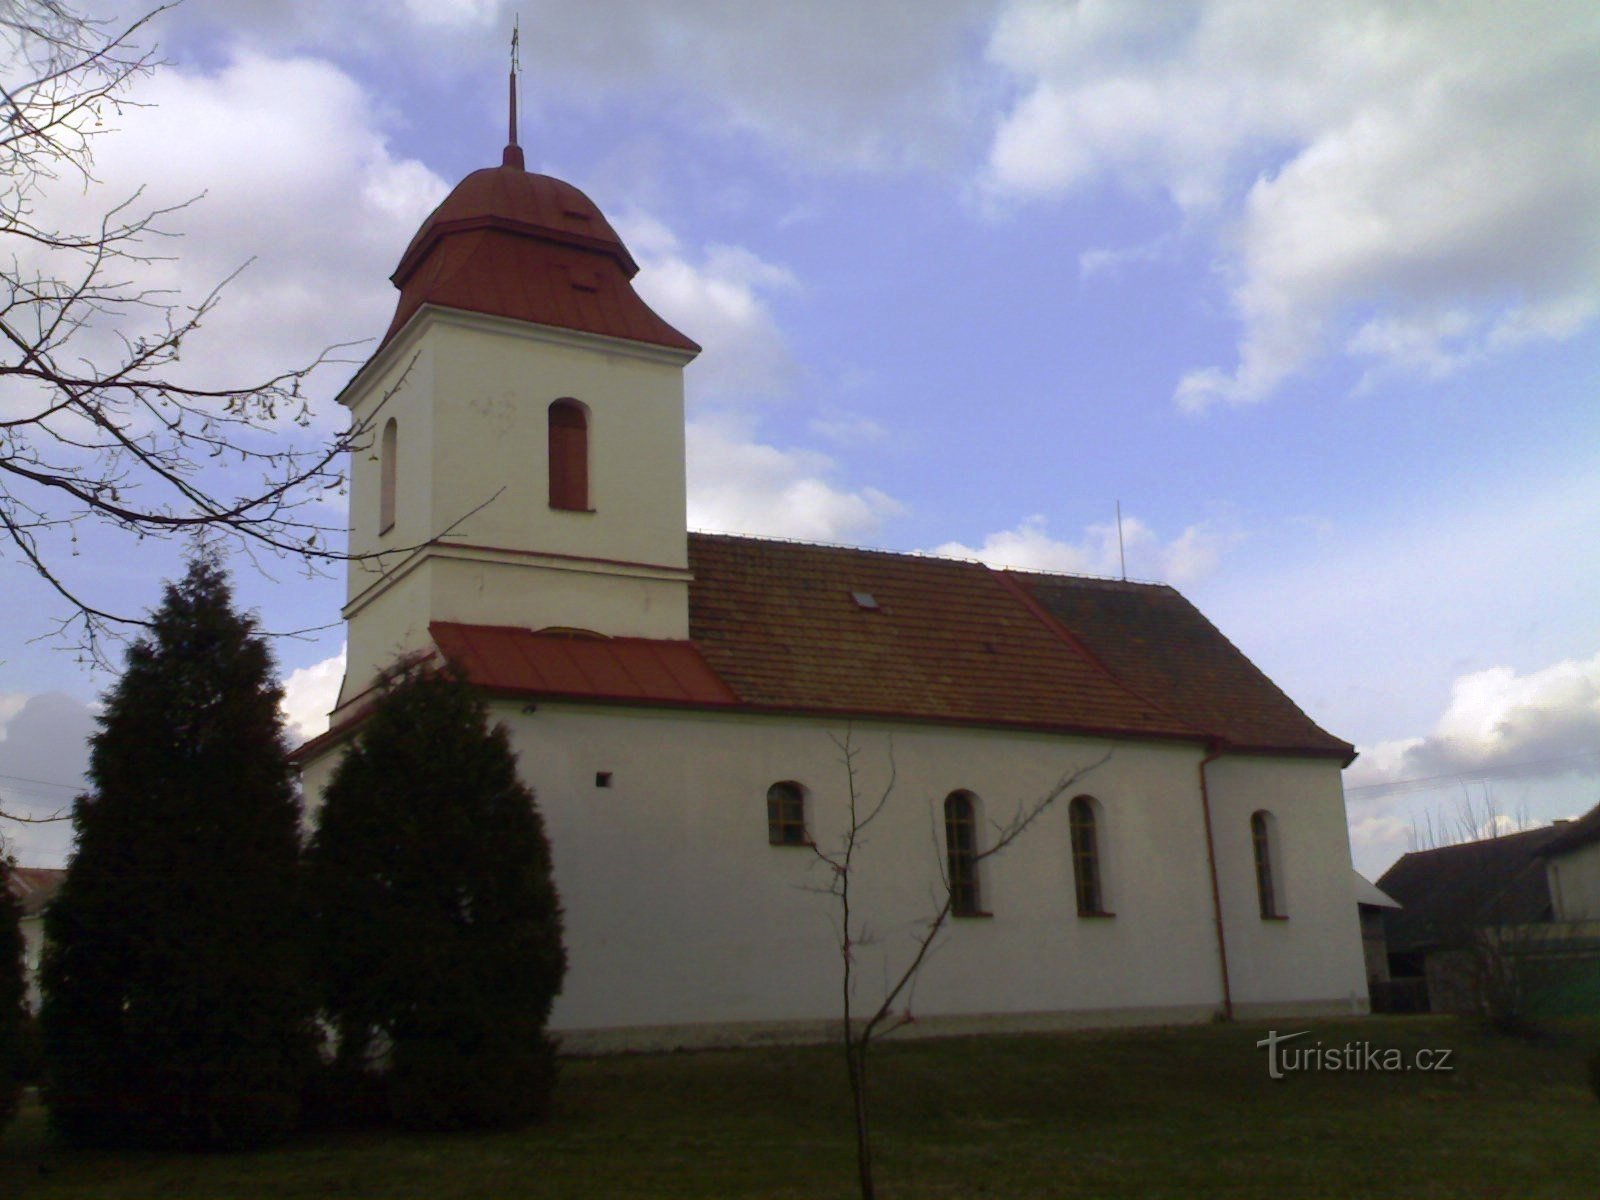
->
[555,995,1371,1055]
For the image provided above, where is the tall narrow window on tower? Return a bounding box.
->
[549,399,589,511]
[379,418,398,534]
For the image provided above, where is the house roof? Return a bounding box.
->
[1353,870,1401,909]
[7,866,65,917]
[1377,825,1563,953]
[380,160,699,356]
[343,534,1349,759]
[1540,801,1600,857]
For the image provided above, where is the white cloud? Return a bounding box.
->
[985,1,1600,409]
[934,513,1238,584]
[157,0,993,172]
[686,416,902,543]
[280,646,346,746]
[0,693,95,867]
[621,216,800,405]
[0,694,27,741]
[1349,653,1600,790]
[27,49,448,408]
[623,212,902,543]
[808,410,889,446]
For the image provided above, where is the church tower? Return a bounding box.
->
[333,80,699,711]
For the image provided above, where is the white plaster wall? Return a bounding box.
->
[1548,841,1600,921]
[333,308,694,706]
[438,705,1371,1037]
[343,334,437,597]
[21,914,45,1012]
[425,553,689,641]
[1205,754,1369,1014]
[426,315,691,573]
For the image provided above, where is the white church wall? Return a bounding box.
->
[1205,754,1369,1016]
[425,311,692,575]
[334,308,695,700]
[343,330,438,593]
[457,702,1371,1047]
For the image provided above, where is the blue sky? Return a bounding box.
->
[2,1,1597,875]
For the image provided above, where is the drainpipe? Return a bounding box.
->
[1198,738,1234,1021]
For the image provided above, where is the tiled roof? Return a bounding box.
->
[1014,569,1350,755]
[686,535,1200,741]
[1377,826,1562,953]
[381,164,699,355]
[7,866,65,917]
[410,534,1349,756]
[1541,801,1600,857]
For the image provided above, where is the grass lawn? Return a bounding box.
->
[3,1016,1597,1198]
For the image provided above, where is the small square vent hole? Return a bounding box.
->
[595,772,613,788]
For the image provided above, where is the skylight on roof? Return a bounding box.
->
[851,591,880,610]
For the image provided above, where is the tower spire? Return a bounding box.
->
[503,17,524,170]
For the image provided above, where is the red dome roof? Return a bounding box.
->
[380,155,698,355]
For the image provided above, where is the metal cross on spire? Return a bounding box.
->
[504,16,525,168]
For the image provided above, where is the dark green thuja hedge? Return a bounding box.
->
[308,666,566,1130]
[40,555,314,1149]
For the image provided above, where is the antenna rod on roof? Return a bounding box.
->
[504,16,525,169]
[1116,500,1127,581]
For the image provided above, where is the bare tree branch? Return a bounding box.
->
[814,731,1113,1199]
[0,1,486,670]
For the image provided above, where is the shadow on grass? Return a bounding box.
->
[4,1017,1598,1199]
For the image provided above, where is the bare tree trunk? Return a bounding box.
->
[847,1038,875,1200]
[813,731,1111,1199]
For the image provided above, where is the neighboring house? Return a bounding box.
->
[1543,803,1600,921]
[296,118,1371,1051]
[1378,818,1600,1017]
[8,866,65,1012]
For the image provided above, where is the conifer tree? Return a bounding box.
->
[308,667,565,1130]
[0,861,23,1128]
[40,555,313,1148]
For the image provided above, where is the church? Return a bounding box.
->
[297,112,1371,1050]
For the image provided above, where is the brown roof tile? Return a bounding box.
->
[687,535,1202,741]
[1013,570,1352,757]
[381,165,699,355]
[413,535,1347,757]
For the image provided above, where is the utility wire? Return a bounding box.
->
[1346,749,1600,798]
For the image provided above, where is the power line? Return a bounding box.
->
[0,770,82,793]
[1345,749,1600,798]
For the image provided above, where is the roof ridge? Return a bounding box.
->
[685,529,1170,587]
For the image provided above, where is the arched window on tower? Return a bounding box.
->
[379,417,398,535]
[548,399,589,511]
